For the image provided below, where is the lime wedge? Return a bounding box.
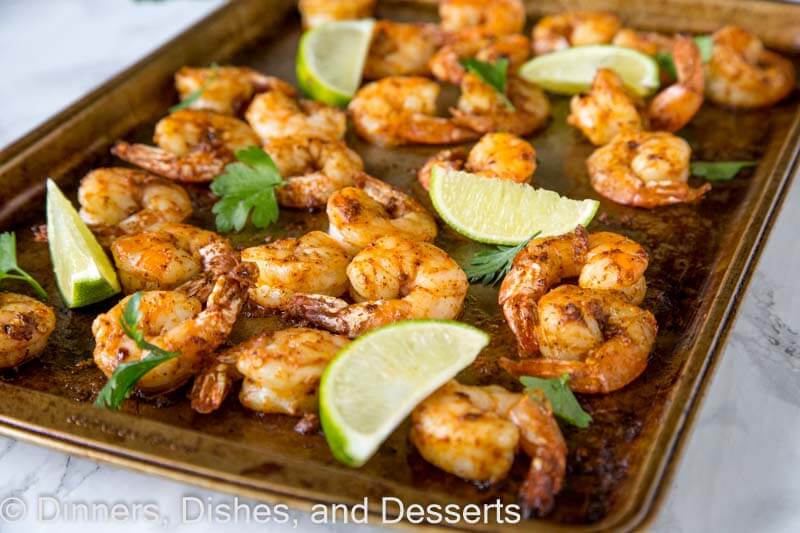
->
[46,179,120,308]
[320,320,489,467]
[429,166,599,245]
[519,45,659,97]
[296,19,375,106]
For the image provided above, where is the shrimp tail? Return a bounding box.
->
[518,449,564,518]
[287,294,353,335]
[111,141,227,183]
[190,357,241,414]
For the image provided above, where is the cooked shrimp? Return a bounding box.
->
[411,380,566,517]
[580,232,649,305]
[532,11,621,56]
[452,73,550,136]
[417,132,536,189]
[0,293,56,369]
[364,21,444,80]
[499,229,589,356]
[110,223,231,293]
[288,236,468,337]
[439,0,525,40]
[429,34,531,85]
[174,66,274,115]
[705,25,796,109]
[327,173,437,254]
[587,131,710,208]
[92,245,252,395]
[298,0,375,28]
[501,285,657,393]
[78,168,192,243]
[612,28,674,56]
[348,76,480,147]
[245,81,346,142]
[648,36,704,132]
[567,68,642,146]
[499,227,648,354]
[262,136,363,209]
[242,231,350,310]
[112,110,260,183]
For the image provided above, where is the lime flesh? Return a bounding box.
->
[319,320,489,467]
[46,179,120,308]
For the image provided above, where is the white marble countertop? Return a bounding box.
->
[2,1,799,531]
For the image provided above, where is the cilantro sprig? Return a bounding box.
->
[94,292,180,410]
[0,232,47,299]
[521,374,592,428]
[169,63,219,113]
[655,35,713,79]
[210,146,285,232]
[462,233,538,286]
[691,160,758,181]
[460,58,515,110]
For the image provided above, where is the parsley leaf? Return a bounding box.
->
[655,35,713,80]
[462,233,538,286]
[169,63,219,113]
[521,374,592,428]
[0,232,47,299]
[460,57,515,110]
[210,146,285,232]
[691,160,758,181]
[94,292,180,410]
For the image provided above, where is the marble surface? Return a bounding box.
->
[2,1,799,531]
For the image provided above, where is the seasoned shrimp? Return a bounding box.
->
[262,136,363,208]
[567,68,642,146]
[429,34,531,85]
[532,11,621,56]
[705,26,796,109]
[112,110,260,183]
[612,28,673,56]
[327,173,437,254]
[288,236,468,337]
[93,246,252,395]
[298,0,375,28]
[0,293,55,369]
[110,223,231,293]
[78,168,192,243]
[245,82,346,142]
[417,132,536,189]
[439,0,525,40]
[580,231,649,305]
[452,73,550,136]
[242,231,350,310]
[364,21,444,80]
[499,227,649,355]
[587,131,710,208]
[174,66,274,115]
[348,77,480,147]
[501,285,657,393]
[411,381,566,517]
[648,36,704,132]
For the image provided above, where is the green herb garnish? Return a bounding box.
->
[210,146,285,232]
[0,232,47,299]
[655,35,713,80]
[460,57,515,110]
[691,160,758,181]
[462,233,538,286]
[169,63,219,112]
[94,292,180,410]
[521,374,592,428]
